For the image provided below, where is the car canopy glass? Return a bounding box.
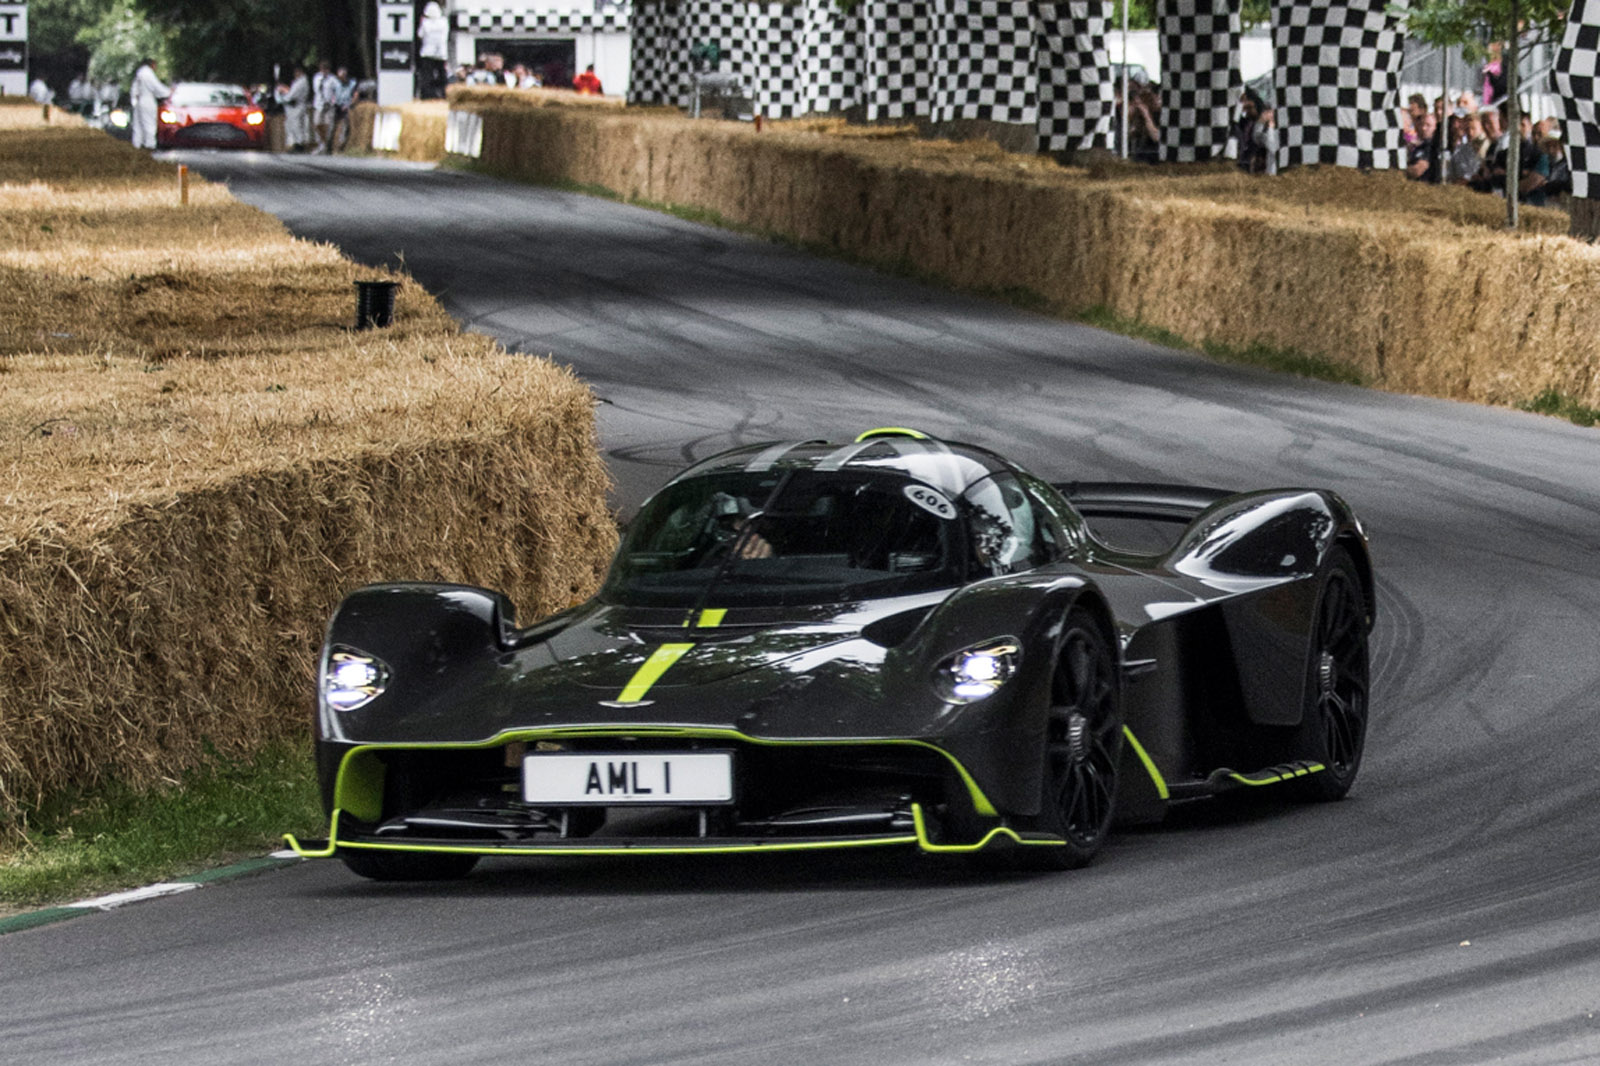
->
[604,469,977,608]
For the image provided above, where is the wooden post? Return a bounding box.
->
[1572,197,1600,242]
[178,164,189,206]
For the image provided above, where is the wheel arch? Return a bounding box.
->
[1334,531,1375,629]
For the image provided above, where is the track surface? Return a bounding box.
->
[4,153,1599,1065]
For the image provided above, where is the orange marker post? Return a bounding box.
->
[178,164,189,206]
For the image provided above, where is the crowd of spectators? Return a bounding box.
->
[446,54,605,96]
[1400,91,1571,205]
[1106,43,1570,206]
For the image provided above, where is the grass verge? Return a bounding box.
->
[1519,388,1600,427]
[0,744,321,913]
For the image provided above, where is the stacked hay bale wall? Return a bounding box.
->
[0,128,616,820]
[448,89,1600,410]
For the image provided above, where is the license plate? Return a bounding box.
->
[523,752,733,805]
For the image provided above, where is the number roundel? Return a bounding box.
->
[903,483,957,520]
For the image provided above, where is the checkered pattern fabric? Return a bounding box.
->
[801,1,862,115]
[742,4,807,118]
[1554,0,1599,198]
[1158,0,1240,162]
[929,0,1036,125]
[861,0,937,121]
[627,0,1120,134]
[629,0,849,117]
[1035,2,1114,152]
[628,4,680,107]
[1271,0,1405,170]
[456,7,630,35]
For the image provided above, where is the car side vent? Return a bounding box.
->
[861,607,934,649]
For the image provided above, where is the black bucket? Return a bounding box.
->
[354,280,400,329]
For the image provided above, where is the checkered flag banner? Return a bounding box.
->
[1158,0,1241,162]
[1272,0,1406,170]
[929,0,1037,126]
[1555,0,1599,199]
[1035,1,1115,152]
[861,0,936,121]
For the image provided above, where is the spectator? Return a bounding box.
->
[1446,112,1487,184]
[330,67,358,153]
[573,63,603,96]
[1480,106,1504,148]
[276,65,312,152]
[1519,133,1552,206]
[1479,113,1535,195]
[1481,42,1505,107]
[1406,112,1440,182]
[1405,93,1428,145]
[28,77,53,105]
[93,79,118,118]
[1228,89,1262,166]
[418,2,450,99]
[511,64,542,89]
[1455,89,1478,113]
[129,58,169,149]
[312,61,337,154]
[1126,83,1160,164]
[1543,136,1572,199]
[1252,107,1279,175]
[67,73,91,114]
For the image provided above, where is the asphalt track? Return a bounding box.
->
[3,151,1598,1065]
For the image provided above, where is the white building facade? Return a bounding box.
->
[447,0,632,97]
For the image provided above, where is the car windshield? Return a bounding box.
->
[604,470,970,608]
[169,84,250,107]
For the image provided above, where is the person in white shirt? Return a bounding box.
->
[275,66,312,151]
[312,61,337,153]
[418,2,450,99]
[29,77,53,105]
[129,59,171,149]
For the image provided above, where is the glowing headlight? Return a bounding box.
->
[324,647,390,711]
[159,109,177,124]
[109,110,130,129]
[937,640,1020,704]
[245,111,264,126]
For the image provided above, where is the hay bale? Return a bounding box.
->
[463,101,1600,409]
[0,129,616,821]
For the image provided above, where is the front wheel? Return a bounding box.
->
[1022,608,1124,870]
[339,848,480,882]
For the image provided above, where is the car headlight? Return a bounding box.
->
[109,110,129,128]
[323,646,390,711]
[159,109,177,124]
[936,639,1020,704]
[245,111,264,126]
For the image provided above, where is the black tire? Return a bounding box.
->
[1287,546,1370,802]
[339,848,480,882]
[1021,608,1124,870]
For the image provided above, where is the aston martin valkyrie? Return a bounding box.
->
[287,429,1373,879]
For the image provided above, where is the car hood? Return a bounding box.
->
[537,597,940,693]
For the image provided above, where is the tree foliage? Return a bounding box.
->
[1394,0,1571,56]
[130,0,370,83]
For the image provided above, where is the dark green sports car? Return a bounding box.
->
[288,429,1373,880]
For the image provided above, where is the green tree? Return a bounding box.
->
[1393,0,1571,229]
[79,0,172,90]
[130,0,372,83]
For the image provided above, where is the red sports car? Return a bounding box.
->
[157,82,266,149]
